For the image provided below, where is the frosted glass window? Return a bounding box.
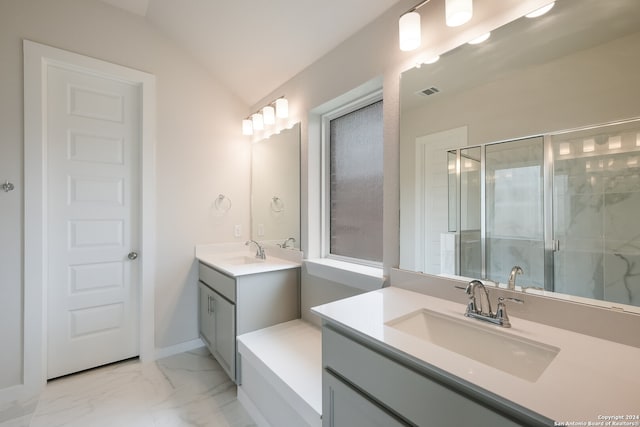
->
[329,100,383,263]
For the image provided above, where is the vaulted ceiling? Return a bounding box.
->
[100,0,400,105]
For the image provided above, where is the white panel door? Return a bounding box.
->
[46,64,140,379]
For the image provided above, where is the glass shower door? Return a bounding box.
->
[485,137,545,288]
[551,120,640,305]
[459,147,482,278]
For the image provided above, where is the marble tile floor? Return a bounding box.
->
[0,347,256,427]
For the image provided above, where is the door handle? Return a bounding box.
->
[128,251,138,260]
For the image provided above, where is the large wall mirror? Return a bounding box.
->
[400,0,640,308]
[251,123,301,248]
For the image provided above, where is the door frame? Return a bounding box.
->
[22,40,156,397]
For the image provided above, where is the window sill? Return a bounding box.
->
[303,258,386,291]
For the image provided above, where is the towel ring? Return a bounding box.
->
[214,194,232,212]
[271,196,284,213]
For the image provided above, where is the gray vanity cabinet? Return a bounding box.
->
[324,370,406,427]
[198,281,235,378]
[198,261,300,383]
[322,325,533,427]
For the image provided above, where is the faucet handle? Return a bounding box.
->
[495,297,512,328]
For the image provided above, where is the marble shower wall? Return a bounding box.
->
[553,126,640,306]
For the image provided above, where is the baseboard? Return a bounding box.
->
[0,384,40,424]
[154,338,205,360]
[238,387,273,427]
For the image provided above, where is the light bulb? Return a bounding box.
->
[446,0,472,27]
[608,135,622,150]
[582,138,595,153]
[275,98,288,119]
[252,113,264,131]
[263,105,275,125]
[242,118,253,136]
[525,2,554,18]
[399,11,421,51]
[468,32,490,45]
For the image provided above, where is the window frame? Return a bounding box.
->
[320,89,384,268]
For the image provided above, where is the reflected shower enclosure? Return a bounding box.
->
[447,137,544,288]
[443,119,640,306]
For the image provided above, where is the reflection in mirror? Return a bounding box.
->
[399,0,640,307]
[251,123,300,248]
[457,146,481,279]
[486,137,544,288]
[551,120,640,305]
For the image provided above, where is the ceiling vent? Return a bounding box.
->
[418,86,440,96]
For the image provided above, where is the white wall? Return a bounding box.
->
[0,0,249,392]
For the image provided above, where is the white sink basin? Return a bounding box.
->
[221,255,265,265]
[386,309,559,382]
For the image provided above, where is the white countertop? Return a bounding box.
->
[311,287,640,424]
[237,320,322,417]
[195,243,301,277]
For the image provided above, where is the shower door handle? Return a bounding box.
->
[552,240,560,252]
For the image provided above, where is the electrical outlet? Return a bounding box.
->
[257,224,265,237]
[234,224,242,237]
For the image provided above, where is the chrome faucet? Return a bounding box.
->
[508,266,524,290]
[466,280,492,316]
[463,280,523,328]
[278,237,296,249]
[245,240,266,259]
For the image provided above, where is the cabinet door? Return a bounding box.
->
[198,282,215,350]
[323,370,409,427]
[210,291,236,379]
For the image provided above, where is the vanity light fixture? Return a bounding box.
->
[242,118,253,136]
[636,132,640,147]
[275,97,288,119]
[582,138,595,153]
[525,2,555,18]
[446,0,472,27]
[252,112,264,131]
[242,96,289,136]
[263,105,275,125]
[559,142,571,156]
[468,32,490,45]
[608,135,622,150]
[416,55,440,68]
[399,10,421,51]
[399,0,473,52]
